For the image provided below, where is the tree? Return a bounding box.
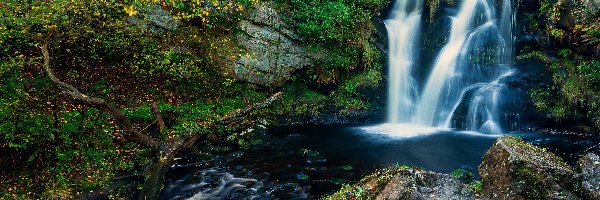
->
[39,37,281,198]
[1,0,281,198]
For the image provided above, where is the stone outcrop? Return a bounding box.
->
[233,3,311,87]
[479,136,579,199]
[128,5,179,33]
[325,166,475,200]
[328,137,599,200]
[376,169,475,200]
[578,153,600,200]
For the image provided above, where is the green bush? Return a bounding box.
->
[530,52,600,127]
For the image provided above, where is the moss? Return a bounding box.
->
[323,164,410,200]
[513,161,549,199]
[273,0,386,84]
[484,137,578,199]
[469,181,483,194]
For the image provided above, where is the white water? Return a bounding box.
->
[381,0,514,136]
[363,123,448,138]
[384,0,422,123]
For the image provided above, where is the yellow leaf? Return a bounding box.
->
[123,5,137,17]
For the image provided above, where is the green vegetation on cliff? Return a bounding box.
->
[269,0,387,120]
[275,0,386,84]
[527,52,600,126]
[518,0,600,131]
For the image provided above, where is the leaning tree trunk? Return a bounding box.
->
[40,43,159,146]
[39,41,282,200]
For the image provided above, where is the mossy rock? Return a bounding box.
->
[577,153,600,200]
[324,165,475,200]
[479,136,579,199]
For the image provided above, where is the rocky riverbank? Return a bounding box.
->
[325,136,599,200]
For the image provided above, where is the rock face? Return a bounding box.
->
[234,3,311,87]
[376,169,475,200]
[578,153,600,200]
[479,136,579,199]
[128,5,179,33]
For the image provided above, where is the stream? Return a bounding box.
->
[155,0,599,198]
[159,125,600,200]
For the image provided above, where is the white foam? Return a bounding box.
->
[361,123,450,138]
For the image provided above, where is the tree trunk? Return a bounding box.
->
[39,41,282,200]
[40,42,159,147]
[137,92,281,199]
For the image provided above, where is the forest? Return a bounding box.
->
[0,0,598,199]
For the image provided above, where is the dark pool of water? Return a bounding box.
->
[159,125,600,200]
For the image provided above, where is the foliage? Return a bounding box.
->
[582,24,600,54]
[272,70,382,119]
[528,50,600,127]
[274,83,328,117]
[0,0,387,197]
[450,169,473,180]
[133,0,258,27]
[520,0,600,129]
[333,67,382,115]
[536,0,599,53]
[0,68,152,198]
[275,0,386,84]
[469,181,482,194]
[0,0,269,197]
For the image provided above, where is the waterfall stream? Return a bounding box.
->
[382,0,515,134]
[384,0,422,123]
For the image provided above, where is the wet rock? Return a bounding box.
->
[377,169,474,200]
[325,166,475,200]
[578,153,600,200]
[234,2,311,87]
[479,136,579,199]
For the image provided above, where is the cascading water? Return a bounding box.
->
[384,0,422,123]
[380,0,515,135]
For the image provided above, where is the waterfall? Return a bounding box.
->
[385,0,422,123]
[382,0,514,134]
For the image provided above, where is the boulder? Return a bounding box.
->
[233,3,311,87]
[376,169,475,200]
[479,136,579,199]
[325,166,475,200]
[577,153,600,200]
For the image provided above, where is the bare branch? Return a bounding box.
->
[219,92,282,123]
